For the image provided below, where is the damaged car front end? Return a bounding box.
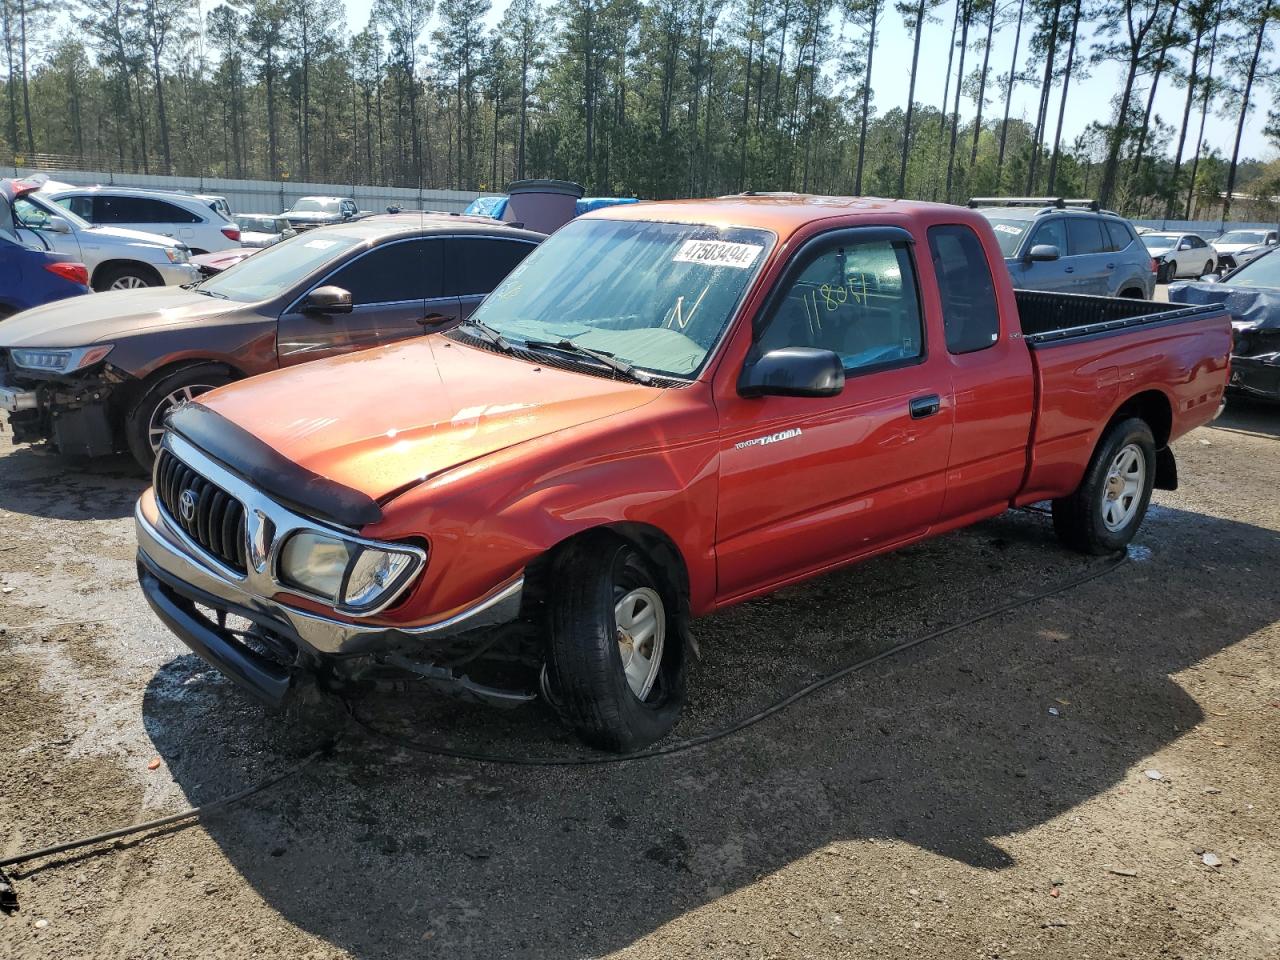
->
[0,345,131,456]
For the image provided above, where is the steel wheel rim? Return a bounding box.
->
[110,275,148,290]
[615,585,665,701]
[148,384,216,452]
[1101,442,1145,531]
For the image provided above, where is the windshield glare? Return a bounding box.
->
[1219,231,1267,245]
[1223,250,1280,288]
[470,219,775,378]
[984,218,1031,257]
[291,199,338,213]
[197,232,364,301]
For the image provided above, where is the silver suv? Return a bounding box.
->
[969,198,1155,299]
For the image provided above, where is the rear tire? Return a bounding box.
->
[1052,417,1156,555]
[1164,259,1178,282]
[125,363,233,469]
[544,532,686,752]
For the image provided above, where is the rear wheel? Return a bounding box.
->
[544,532,686,752]
[1164,259,1178,281]
[125,363,232,469]
[1052,417,1156,555]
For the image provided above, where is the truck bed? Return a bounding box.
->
[1012,289,1233,506]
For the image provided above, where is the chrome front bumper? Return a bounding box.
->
[136,488,524,658]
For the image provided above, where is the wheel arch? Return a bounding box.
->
[1108,388,1176,490]
[91,259,163,290]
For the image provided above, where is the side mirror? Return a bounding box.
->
[1198,273,1220,283]
[282,227,296,239]
[738,347,845,399]
[1178,241,1191,251]
[302,285,353,315]
[1027,244,1060,262]
[44,215,73,235]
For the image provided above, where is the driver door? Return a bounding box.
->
[277,237,457,365]
[714,230,954,602]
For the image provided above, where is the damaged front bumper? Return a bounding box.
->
[136,489,529,708]
[1228,354,1280,401]
[0,366,122,456]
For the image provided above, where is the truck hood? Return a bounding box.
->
[0,288,241,349]
[194,336,661,503]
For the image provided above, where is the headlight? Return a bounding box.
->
[164,246,191,264]
[10,344,113,373]
[278,531,423,613]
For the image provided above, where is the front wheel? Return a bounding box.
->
[94,264,162,291]
[1204,260,1214,277]
[125,363,233,469]
[544,532,686,752]
[1164,259,1178,281]
[1052,417,1156,555]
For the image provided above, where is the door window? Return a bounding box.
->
[322,239,441,305]
[448,237,537,297]
[756,237,923,374]
[928,224,1000,354]
[1066,218,1108,256]
[55,196,94,220]
[1104,220,1134,252]
[1029,219,1067,253]
[90,196,200,224]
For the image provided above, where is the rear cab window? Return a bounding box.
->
[928,224,1000,354]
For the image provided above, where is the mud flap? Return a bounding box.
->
[1155,446,1178,490]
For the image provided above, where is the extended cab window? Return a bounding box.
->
[928,224,999,354]
[757,237,922,373]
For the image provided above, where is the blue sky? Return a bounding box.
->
[251,0,1273,163]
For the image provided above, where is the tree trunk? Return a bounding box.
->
[518,39,528,179]
[1223,0,1270,220]
[933,0,961,200]
[969,0,995,171]
[1098,53,1140,208]
[854,5,877,193]
[1026,0,1062,193]
[945,0,971,201]
[152,50,173,175]
[1046,0,1080,192]
[897,0,927,198]
[996,0,1026,190]
[1168,17,1205,217]
[19,0,34,156]
[1126,0,1181,198]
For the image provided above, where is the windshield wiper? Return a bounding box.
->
[523,338,653,384]
[458,318,516,353]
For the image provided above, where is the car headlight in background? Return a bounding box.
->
[164,246,191,264]
[10,344,114,373]
[277,530,424,613]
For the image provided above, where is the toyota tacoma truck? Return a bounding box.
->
[134,196,1232,752]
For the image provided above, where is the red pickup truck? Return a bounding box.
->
[134,196,1231,752]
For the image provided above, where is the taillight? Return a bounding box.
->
[45,261,89,286]
[1151,258,1159,273]
[221,226,241,242]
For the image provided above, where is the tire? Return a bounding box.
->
[1204,261,1214,277]
[1164,259,1177,282]
[94,264,162,292]
[544,531,686,752]
[1052,417,1156,555]
[125,363,233,469]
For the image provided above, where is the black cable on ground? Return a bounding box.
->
[346,553,1128,766]
[1,551,1127,909]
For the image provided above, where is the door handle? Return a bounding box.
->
[416,312,450,327]
[1063,266,1075,273]
[909,394,941,419]
[1106,262,1116,269]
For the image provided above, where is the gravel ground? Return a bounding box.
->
[1,400,1278,959]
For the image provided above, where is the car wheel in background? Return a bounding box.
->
[1164,259,1177,282]
[1052,417,1156,555]
[125,363,233,469]
[544,531,686,752]
[95,264,163,292]
[1204,261,1214,277]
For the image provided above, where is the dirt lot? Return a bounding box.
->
[2,402,1278,960]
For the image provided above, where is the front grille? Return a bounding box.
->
[155,450,247,573]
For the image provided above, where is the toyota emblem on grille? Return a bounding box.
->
[178,488,198,523]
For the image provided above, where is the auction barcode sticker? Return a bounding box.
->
[673,239,764,269]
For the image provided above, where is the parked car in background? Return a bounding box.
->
[235,214,296,247]
[1141,232,1217,282]
[1169,247,1280,402]
[132,196,1230,752]
[10,180,199,291]
[43,186,241,254]
[282,196,359,231]
[0,214,543,466]
[969,197,1154,298]
[192,248,258,277]
[1211,228,1279,272]
[0,179,90,318]
[196,194,233,220]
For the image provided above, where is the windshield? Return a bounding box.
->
[1222,250,1280,288]
[984,218,1032,257]
[469,218,775,378]
[1142,235,1178,252]
[197,232,365,302]
[290,198,339,213]
[237,215,284,233]
[14,194,90,230]
[1218,230,1268,245]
